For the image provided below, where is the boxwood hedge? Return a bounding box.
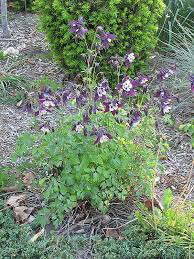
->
[34,0,165,81]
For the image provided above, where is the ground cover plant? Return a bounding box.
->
[34,0,165,81]
[0,200,190,259]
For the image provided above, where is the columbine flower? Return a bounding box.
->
[40,124,52,134]
[190,75,194,93]
[103,100,122,115]
[76,90,87,107]
[95,79,110,101]
[161,102,171,115]
[125,51,138,68]
[23,103,32,113]
[83,111,90,124]
[157,65,176,81]
[129,111,142,128]
[69,17,88,39]
[155,88,173,115]
[94,128,112,144]
[97,26,116,49]
[72,122,84,133]
[109,55,122,71]
[138,75,150,86]
[117,76,138,96]
[35,107,48,116]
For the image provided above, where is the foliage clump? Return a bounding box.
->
[34,0,165,78]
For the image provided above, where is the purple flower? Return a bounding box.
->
[125,51,138,68]
[117,76,138,96]
[160,102,171,115]
[138,75,150,86]
[97,26,116,49]
[94,128,112,144]
[109,55,122,71]
[35,107,48,116]
[69,17,88,39]
[190,75,194,93]
[72,122,84,133]
[155,88,173,115]
[103,100,122,115]
[83,111,90,124]
[76,90,87,107]
[95,79,110,101]
[40,123,52,134]
[155,88,171,99]
[37,87,57,114]
[23,102,32,113]
[157,65,176,81]
[129,111,142,128]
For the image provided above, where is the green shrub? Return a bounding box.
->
[34,0,165,80]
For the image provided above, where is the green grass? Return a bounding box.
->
[159,0,194,45]
[0,74,31,105]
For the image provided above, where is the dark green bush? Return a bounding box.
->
[34,0,165,79]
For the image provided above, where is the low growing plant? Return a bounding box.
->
[0,204,188,259]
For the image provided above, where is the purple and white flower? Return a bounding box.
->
[117,76,138,96]
[129,111,142,128]
[109,55,122,71]
[95,79,110,101]
[69,17,88,39]
[190,75,194,93]
[97,26,116,49]
[94,128,113,144]
[72,122,84,133]
[125,51,138,68]
[155,88,173,115]
[40,123,52,134]
[103,100,122,115]
[157,65,176,81]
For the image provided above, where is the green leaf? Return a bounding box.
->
[163,188,173,210]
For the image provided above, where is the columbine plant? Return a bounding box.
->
[14,17,177,228]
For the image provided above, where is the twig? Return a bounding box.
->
[117,218,138,229]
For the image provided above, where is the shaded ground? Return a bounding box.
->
[0,13,193,205]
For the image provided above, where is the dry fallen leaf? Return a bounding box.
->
[103,228,123,240]
[23,172,35,187]
[14,206,34,222]
[143,196,164,211]
[6,194,27,207]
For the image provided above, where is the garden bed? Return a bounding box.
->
[0,12,193,259]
